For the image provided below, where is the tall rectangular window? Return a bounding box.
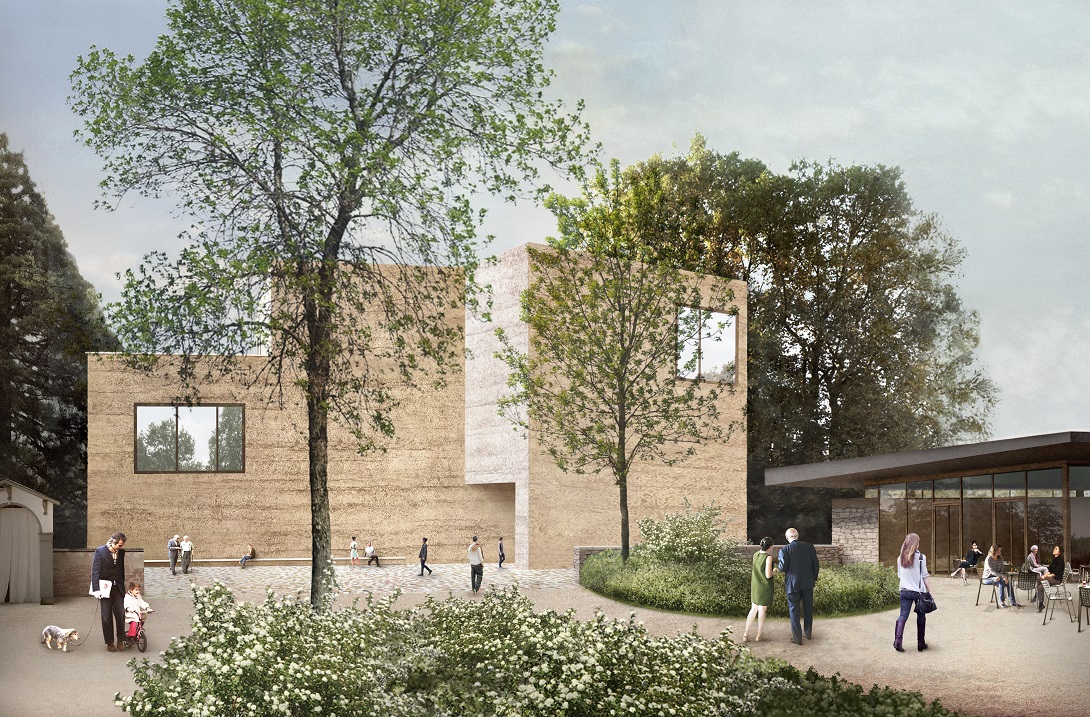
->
[907,481,933,566]
[1027,468,1062,557]
[962,475,992,555]
[135,404,245,473]
[677,307,736,383]
[879,483,907,565]
[1070,466,1090,570]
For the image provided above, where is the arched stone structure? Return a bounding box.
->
[0,480,58,604]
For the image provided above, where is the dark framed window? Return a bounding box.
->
[1027,468,1062,556]
[135,404,245,473]
[677,307,736,383]
[1070,466,1090,570]
[879,483,907,565]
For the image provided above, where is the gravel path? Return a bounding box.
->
[4,567,1087,716]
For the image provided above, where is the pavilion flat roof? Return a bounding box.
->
[764,431,1090,489]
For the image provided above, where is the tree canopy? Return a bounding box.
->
[617,137,996,541]
[499,163,736,560]
[70,0,588,605]
[0,133,120,547]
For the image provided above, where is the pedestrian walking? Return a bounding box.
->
[894,532,933,652]
[468,535,484,593]
[777,527,820,645]
[498,536,506,569]
[167,534,180,575]
[180,535,194,574]
[419,537,432,575]
[350,536,359,566]
[743,536,775,643]
[90,531,128,652]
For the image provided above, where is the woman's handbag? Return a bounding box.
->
[915,552,937,613]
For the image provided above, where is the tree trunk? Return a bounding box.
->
[306,390,332,609]
[619,475,630,562]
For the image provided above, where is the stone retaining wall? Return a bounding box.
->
[53,548,144,598]
[732,544,844,566]
[572,546,619,579]
[831,498,879,564]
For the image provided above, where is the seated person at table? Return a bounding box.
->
[1025,545,1048,577]
[1040,545,1066,587]
[982,543,1020,608]
[951,541,983,583]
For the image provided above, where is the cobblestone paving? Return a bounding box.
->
[146,564,578,600]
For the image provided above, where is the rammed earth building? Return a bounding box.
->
[86,244,748,567]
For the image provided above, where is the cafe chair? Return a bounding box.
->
[977,571,1000,609]
[1015,570,1039,607]
[1078,586,1090,633]
[1042,565,1076,625]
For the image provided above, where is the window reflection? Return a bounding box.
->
[1071,467,1090,570]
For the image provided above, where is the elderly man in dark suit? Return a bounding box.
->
[90,531,128,652]
[777,527,820,645]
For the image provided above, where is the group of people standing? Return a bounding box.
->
[166,534,194,575]
[744,527,821,645]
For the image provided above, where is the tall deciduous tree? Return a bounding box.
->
[70,0,588,606]
[498,164,736,561]
[619,137,996,541]
[0,133,120,547]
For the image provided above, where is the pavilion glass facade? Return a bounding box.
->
[867,464,1090,572]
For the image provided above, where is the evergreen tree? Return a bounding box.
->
[0,133,120,547]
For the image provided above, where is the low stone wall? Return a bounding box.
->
[732,544,844,566]
[573,546,620,579]
[53,549,144,598]
[831,498,879,564]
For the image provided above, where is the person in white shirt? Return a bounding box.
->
[894,532,932,653]
[468,536,485,594]
[180,535,194,574]
[123,581,152,646]
[365,540,379,567]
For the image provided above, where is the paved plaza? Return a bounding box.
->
[145,563,578,600]
[2,568,1088,717]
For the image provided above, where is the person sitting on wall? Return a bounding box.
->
[365,541,380,567]
[239,544,256,569]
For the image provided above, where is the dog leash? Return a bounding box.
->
[65,598,107,649]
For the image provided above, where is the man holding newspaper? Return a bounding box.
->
[90,531,128,652]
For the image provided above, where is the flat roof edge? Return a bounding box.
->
[765,431,1090,487]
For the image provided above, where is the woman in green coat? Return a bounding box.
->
[743,536,775,643]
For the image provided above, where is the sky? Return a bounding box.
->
[2,1,1089,441]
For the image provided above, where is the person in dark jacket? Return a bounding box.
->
[777,527,820,645]
[419,537,432,576]
[950,541,982,585]
[91,531,128,652]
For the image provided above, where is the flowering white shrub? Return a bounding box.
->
[117,581,795,717]
[634,499,738,568]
